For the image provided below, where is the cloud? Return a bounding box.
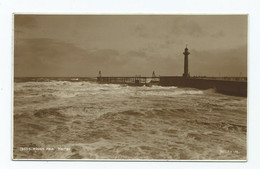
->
[14,38,247,77]
[14,38,86,62]
[14,38,127,77]
[126,50,146,58]
[13,15,247,77]
[14,38,89,76]
[134,25,149,38]
[87,49,120,61]
[210,30,225,38]
[14,15,38,29]
[171,18,206,37]
[190,45,247,76]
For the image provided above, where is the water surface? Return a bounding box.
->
[13,77,247,160]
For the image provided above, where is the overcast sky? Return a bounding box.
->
[14,15,247,77]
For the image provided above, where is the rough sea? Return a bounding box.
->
[13,77,247,160]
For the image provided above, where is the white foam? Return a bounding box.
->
[13,80,247,160]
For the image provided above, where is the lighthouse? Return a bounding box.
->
[183,45,190,78]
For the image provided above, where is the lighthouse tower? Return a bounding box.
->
[183,45,190,78]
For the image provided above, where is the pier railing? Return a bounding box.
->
[97,76,160,85]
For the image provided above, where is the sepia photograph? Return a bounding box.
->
[13,14,247,160]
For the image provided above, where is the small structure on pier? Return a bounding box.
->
[152,71,156,78]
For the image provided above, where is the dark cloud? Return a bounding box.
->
[14,15,247,77]
[171,18,206,37]
[86,49,120,62]
[126,50,146,58]
[160,39,175,49]
[14,37,247,77]
[190,45,247,76]
[185,22,205,37]
[14,38,87,77]
[134,25,149,38]
[14,15,37,29]
[14,38,126,77]
[211,30,225,38]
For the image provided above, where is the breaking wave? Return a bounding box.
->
[13,78,247,160]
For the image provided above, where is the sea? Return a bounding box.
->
[13,77,247,160]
